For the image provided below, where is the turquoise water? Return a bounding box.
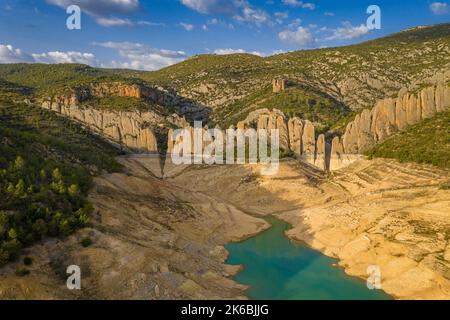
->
[225,216,391,300]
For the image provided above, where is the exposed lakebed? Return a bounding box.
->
[226,216,392,300]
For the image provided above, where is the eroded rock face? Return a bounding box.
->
[41,98,159,153]
[232,84,450,172]
[298,120,315,166]
[276,116,289,151]
[330,136,344,171]
[69,82,209,122]
[343,121,359,154]
[342,84,450,154]
[315,134,327,171]
[371,98,396,144]
[288,118,303,157]
[38,82,197,153]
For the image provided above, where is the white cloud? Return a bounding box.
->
[0,42,186,71]
[233,6,272,26]
[136,21,165,27]
[325,21,370,41]
[212,48,286,57]
[180,22,194,31]
[278,26,314,48]
[287,18,302,29]
[0,43,96,65]
[213,48,263,56]
[32,51,97,65]
[271,49,285,55]
[274,11,288,24]
[206,18,235,29]
[430,2,449,15]
[47,0,163,28]
[181,0,273,27]
[0,44,33,63]
[324,12,335,16]
[275,11,289,19]
[47,0,141,16]
[93,41,188,71]
[180,0,239,14]
[95,17,164,27]
[282,0,315,10]
[96,17,134,27]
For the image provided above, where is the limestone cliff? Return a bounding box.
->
[39,82,190,153]
[221,84,450,172]
[66,82,209,122]
[47,81,448,170]
[340,84,450,154]
[225,109,329,171]
[41,99,158,153]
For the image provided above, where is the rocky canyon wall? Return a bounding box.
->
[39,82,450,171]
[176,83,449,172]
[41,96,159,153]
[38,82,188,153]
[334,83,450,168]
[66,81,208,120]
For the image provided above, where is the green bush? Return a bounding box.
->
[23,257,33,266]
[80,236,93,248]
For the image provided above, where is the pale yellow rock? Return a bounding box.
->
[276,116,289,151]
[343,121,359,154]
[421,86,436,119]
[257,115,269,131]
[435,84,450,112]
[41,101,159,153]
[370,98,396,143]
[406,93,422,125]
[357,109,374,152]
[330,136,347,171]
[314,134,327,171]
[341,84,450,157]
[289,118,303,157]
[395,95,408,131]
[301,120,316,166]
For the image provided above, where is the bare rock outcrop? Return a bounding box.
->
[171,84,450,172]
[301,120,316,165]
[41,98,160,153]
[314,134,327,171]
[342,84,450,154]
[38,82,197,153]
[288,118,303,157]
[276,116,289,151]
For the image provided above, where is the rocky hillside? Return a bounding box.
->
[0,64,208,122]
[138,23,450,127]
[1,24,449,166]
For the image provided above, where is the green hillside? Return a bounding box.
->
[366,111,450,169]
[0,92,121,267]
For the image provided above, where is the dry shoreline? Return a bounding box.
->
[263,160,450,300]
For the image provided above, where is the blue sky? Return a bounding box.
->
[0,0,449,70]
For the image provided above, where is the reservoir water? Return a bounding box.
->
[225,216,391,300]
